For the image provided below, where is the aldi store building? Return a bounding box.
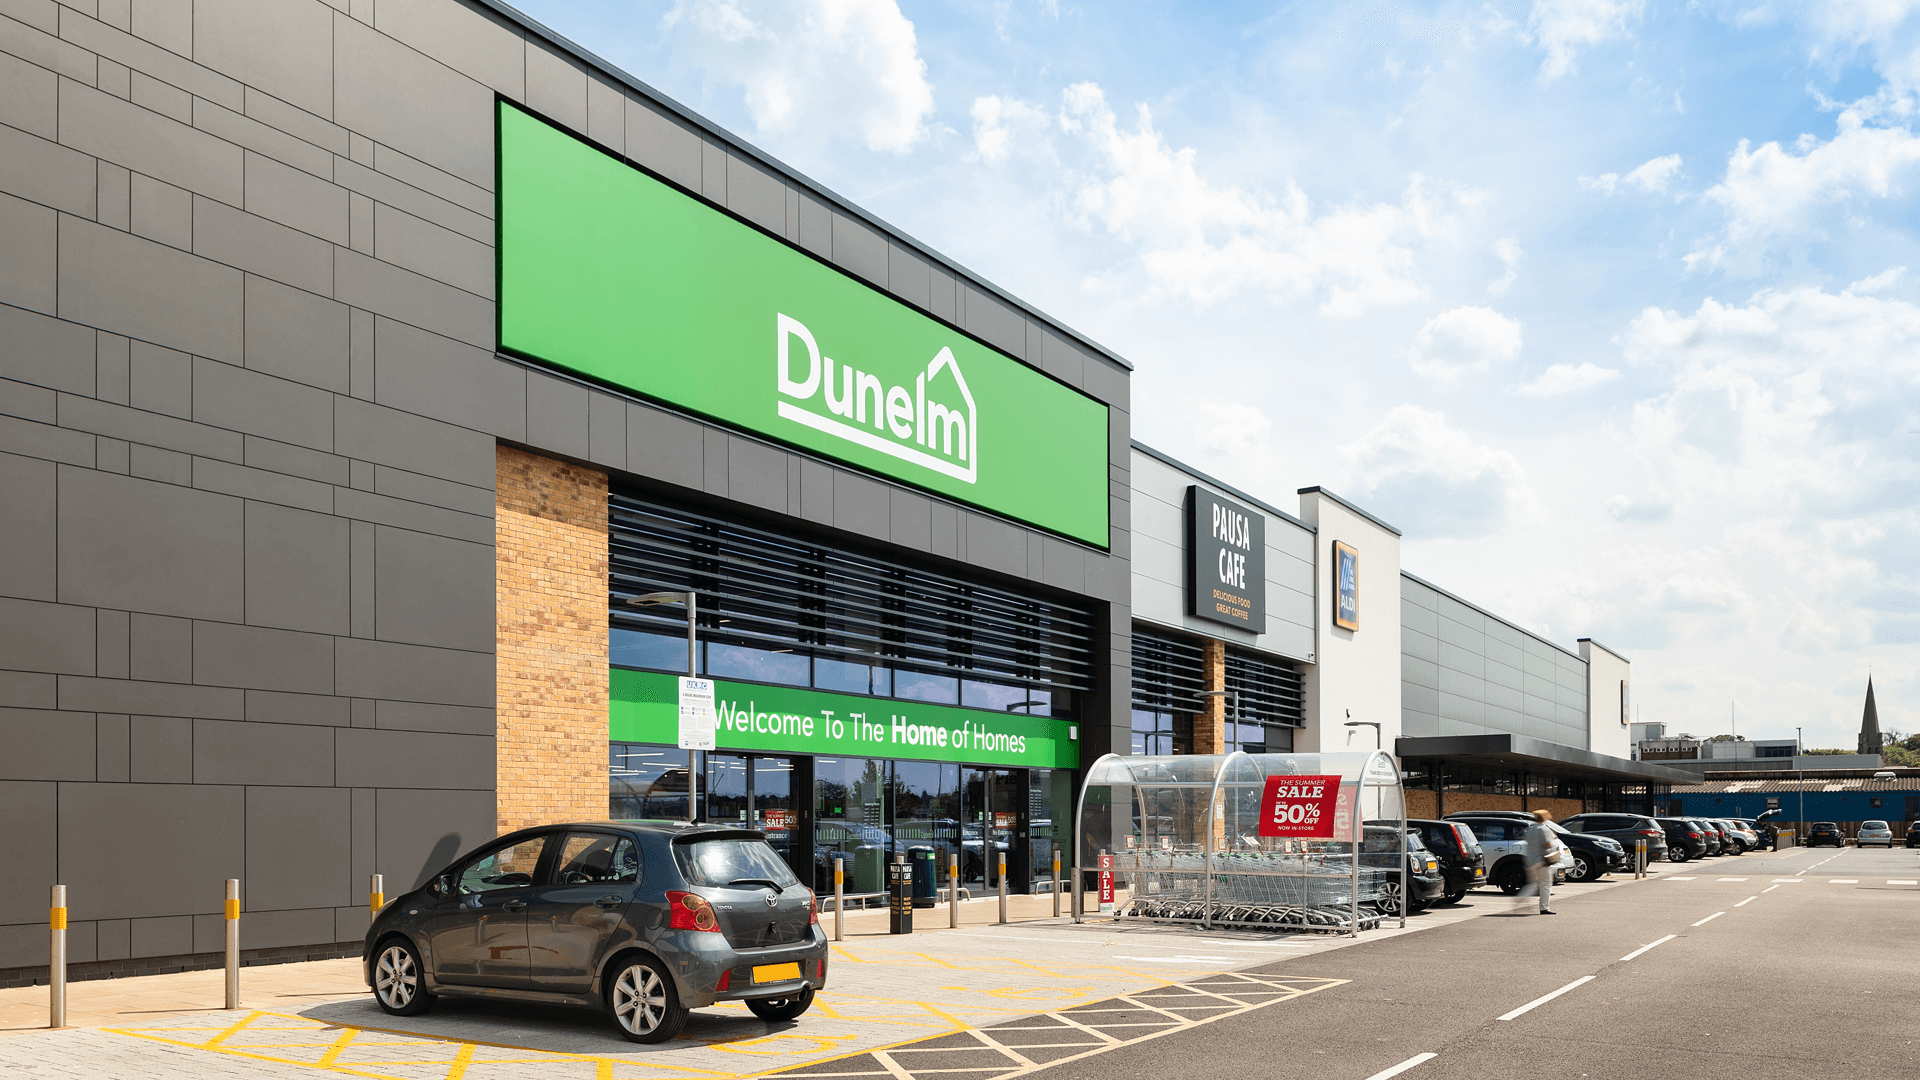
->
[0,0,1681,985]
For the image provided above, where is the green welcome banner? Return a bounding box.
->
[610,668,1079,770]
[497,102,1111,547]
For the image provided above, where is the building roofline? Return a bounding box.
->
[1577,638,1632,665]
[1130,441,1312,532]
[1295,486,1403,537]
[471,0,1133,375]
[1400,570,1585,663]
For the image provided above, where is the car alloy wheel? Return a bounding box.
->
[1568,855,1588,881]
[1440,888,1467,906]
[1378,881,1403,916]
[1668,848,1689,863]
[611,957,688,1044]
[373,941,433,1016]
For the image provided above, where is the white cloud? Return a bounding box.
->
[1406,306,1523,382]
[1605,494,1673,523]
[1340,406,1537,537]
[1688,110,1920,273]
[1528,0,1646,83]
[1055,82,1473,314]
[664,0,934,153]
[1624,153,1683,193]
[969,95,1050,164]
[1517,361,1622,396]
[1846,265,1909,294]
[1488,237,1522,294]
[1580,153,1681,196]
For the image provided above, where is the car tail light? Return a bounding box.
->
[717,969,732,992]
[667,891,721,932]
[1450,824,1470,853]
[807,888,819,925]
[1640,829,1661,837]
[1688,832,1701,838]
[818,955,829,980]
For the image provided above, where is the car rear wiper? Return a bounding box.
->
[722,878,784,892]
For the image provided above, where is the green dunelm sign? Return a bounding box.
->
[610,669,1079,770]
[497,102,1112,547]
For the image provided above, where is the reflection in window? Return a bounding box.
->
[708,642,811,686]
[963,681,1051,714]
[815,757,887,895]
[894,670,959,704]
[611,744,695,820]
[612,628,700,674]
[1131,709,1179,756]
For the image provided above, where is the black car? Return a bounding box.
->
[1654,817,1709,862]
[1806,821,1846,847]
[1402,818,1487,904]
[1906,823,1920,848]
[1560,813,1670,864]
[364,821,827,1043]
[1447,811,1626,883]
[1688,818,1724,856]
[1361,827,1447,915]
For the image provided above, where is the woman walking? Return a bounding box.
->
[1517,809,1559,915]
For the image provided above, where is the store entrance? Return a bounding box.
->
[705,753,801,880]
[962,767,1027,894]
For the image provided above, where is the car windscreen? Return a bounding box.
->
[674,837,800,889]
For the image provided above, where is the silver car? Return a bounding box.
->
[1858,820,1895,848]
[363,821,827,1042]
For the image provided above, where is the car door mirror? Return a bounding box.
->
[429,874,452,898]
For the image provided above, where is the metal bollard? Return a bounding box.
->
[369,873,384,916]
[997,852,1008,924]
[49,885,66,1029]
[833,857,844,942]
[949,853,959,928]
[1072,864,1083,923]
[1052,850,1061,918]
[224,879,240,1010]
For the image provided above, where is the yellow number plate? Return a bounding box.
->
[752,962,802,984]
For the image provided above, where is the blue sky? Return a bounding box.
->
[510,0,1920,749]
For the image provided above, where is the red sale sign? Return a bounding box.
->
[1257,775,1343,838]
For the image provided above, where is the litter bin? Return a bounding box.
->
[909,846,937,908]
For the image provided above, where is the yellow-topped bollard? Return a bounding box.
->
[224,879,241,1009]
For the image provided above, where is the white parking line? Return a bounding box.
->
[1364,1053,1439,1080]
[1692,911,1725,927]
[1889,880,1918,885]
[1666,876,1697,881]
[1829,879,1858,884]
[1734,896,1757,907]
[1112,955,1233,964]
[1619,934,1676,961]
[1762,884,1781,892]
[1716,877,1749,882]
[1771,878,1802,883]
[1498,976,1595,1021]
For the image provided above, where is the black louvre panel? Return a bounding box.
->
[1226,646,1305,728]
[1130,624,1208,713]
[608,493,1095,693]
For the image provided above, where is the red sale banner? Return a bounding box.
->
[1257,774,1343,838]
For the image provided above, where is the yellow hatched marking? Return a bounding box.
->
[202,1011,263,1050]
[442,1040,477,1080]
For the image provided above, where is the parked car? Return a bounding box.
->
[1374,829,1448,915]
[1716,819,1760,853]
[1857,820,1895,848]
[1653,818,1709,863]
[365,821,828,1043]
[1559,813,1670,864]
[1698,819,1741,854]
[1692,819,1730,855]
[1441,813,1573,894]
[1403,818,1488,905]
[1907,823,1920,849]
[1447,811,1623,883]
[1805,821,1846,847]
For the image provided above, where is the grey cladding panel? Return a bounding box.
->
[194,0,334,121]
[56,78,243,206]
[887,242,931,309]
[58,217,244,365]
[961,286,1024,359]
[57,467,244,622]
[0,782,57,923]
[59,783,245,921]
[526,371,590,461]
[626,98,701,192]
[333,14,494,188]
[377,787,496,889]
[0,304,95,396]
[335,397,496,490]
[0,191,54,316]
[726,154,786,235]
[192,621,334,695]
[336,728,493,790]
[525,40,588,132]
[373,0,524,97]
[334,637,492,708]
[193,357,335,453]
[245,276,349,393]
[373,318,524,438]
[0,597,94,675]
[0,708,95,781]
[192,717,334,786]
[374,527,494,653]
[831,212,887,287]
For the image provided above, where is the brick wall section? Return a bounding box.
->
[496,447,611,834]
[1193,638,1226,755]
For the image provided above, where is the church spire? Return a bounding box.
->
[1858,677,1882,756]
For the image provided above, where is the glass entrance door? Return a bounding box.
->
[962,768,1027,893]
[706,753,800,880]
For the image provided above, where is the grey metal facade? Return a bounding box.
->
[1400,573,1588,748]
[0,0,1131,979]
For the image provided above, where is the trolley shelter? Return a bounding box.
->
[1075,751,1408,934]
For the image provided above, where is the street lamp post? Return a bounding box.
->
[1796,725,1804,836]
[627,590,700,822]
[1344,718,1383,750]
[1198,690,1239,752]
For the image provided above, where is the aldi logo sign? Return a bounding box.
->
[496,102,1109,545]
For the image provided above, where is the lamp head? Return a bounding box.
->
[626,590,690,607]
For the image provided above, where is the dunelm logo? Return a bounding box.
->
[774,314,978,485]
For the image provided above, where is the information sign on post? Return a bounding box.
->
[677,677,717,751]
[1256,775,1343,839]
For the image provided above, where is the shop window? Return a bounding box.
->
[894,670,960,705]
[610,744,696,820]
[815,757,888,895]
[1131,708,1182,756]
[708,641,810,686]
[612,628,701,674]
[816,657,885,695]
[964,680,1051,713]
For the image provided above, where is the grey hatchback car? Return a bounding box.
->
[363,821,827,1043]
